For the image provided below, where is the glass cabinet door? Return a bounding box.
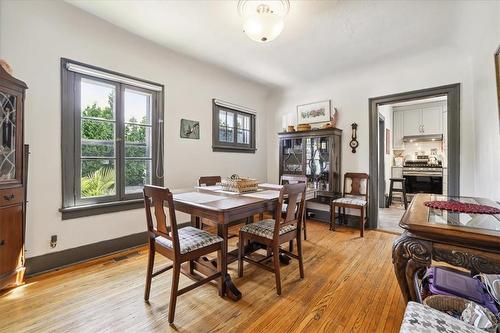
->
[0,92,17,181]
[281,138,303,174]
[306,136,330,191]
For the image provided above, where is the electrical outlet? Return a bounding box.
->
[50,235,57,248]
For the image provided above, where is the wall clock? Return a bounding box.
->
[350,123,359,153]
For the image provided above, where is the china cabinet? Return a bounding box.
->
[0,65,28,291]
[278,128,342,203]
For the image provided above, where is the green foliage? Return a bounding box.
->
[81,167,115,198]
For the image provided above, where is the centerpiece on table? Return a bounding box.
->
[221,174,258,193]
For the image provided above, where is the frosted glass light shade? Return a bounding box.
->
[243,11,284,43]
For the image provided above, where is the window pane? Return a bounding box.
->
[237,129,250,144]
[81,159,116,198]
[219,128,226,142]
[226,127,234,142]
[219,110,226,126]
[125,159,152,194]
[226,111,234,127]
[124,89,152,125]
[125,124,151,157]
[237,114,250,130]
[81,119,115,158]
[0,92,17,180]
[81,78,115,120]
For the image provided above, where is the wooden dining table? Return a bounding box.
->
[171,184,286,301]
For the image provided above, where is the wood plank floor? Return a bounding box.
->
[0,221,405,332]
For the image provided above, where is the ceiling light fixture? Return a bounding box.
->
[237,0,290,43]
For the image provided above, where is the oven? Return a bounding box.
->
[403,167,443,195]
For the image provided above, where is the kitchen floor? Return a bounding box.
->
[378,204,405,234]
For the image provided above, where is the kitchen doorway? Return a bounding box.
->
[368,84,460,231]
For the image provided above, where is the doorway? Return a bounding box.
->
[368,84,461,230]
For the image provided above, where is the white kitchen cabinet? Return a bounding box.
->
[392,110,404,149]
[402,109,422,136]
[421,106,443,135]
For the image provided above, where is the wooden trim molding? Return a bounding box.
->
[368,83,461,229]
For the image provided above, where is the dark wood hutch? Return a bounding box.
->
[0,65,29,291]
[278,127,342,219]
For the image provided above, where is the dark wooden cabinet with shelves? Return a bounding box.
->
[0,65,28,291]
[278,128,342,201]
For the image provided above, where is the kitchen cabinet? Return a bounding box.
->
[392,110,404,149]
[402,109,422,136]
[421,106,443,135]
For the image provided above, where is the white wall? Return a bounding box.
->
[266,45,476,196]
[0,0,270,257]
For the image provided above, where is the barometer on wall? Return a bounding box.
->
[350,123,359,153]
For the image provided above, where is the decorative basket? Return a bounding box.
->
[423,295,498,332]
[297,123,311,131]
[221,174,258,193]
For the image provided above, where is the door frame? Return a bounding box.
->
[378,114,386,208]
[368,83,460,228]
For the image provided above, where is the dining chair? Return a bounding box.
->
[143,185,225,324]
[330,173,369,237]
[280,174,308,240]
[197,176,222,229]
[238,183,306,295]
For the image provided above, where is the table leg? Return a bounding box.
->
[218,223,242,301]
[392,233,432,302]
[191,215,201,229]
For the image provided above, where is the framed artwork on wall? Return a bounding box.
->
[180,119,200,139]
[297,100,331,124]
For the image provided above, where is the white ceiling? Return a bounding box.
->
[67,0,460,88]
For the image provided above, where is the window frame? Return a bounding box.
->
[60,58,164,219]
[212,99,256,153]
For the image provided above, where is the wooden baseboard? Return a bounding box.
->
[26,231,149,277]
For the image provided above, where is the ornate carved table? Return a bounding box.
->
[392,193,500,303]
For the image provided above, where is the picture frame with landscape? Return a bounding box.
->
[297,100,331,124]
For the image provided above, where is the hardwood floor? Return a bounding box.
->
[0,221,405,332]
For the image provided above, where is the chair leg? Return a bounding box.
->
[144,242,155,301]
[168,263,181,324]
[302,208,307,240]
[289,240,294,252]
[273,246,282,296]
[388,180,394,207]
[342,208,346,224]
[330,204,335,230]
[238,232,244,278]
[360,208,364,238]
[297,236,304,279]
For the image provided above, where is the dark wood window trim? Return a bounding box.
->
[212,99,256,153]
[60,58,164,220]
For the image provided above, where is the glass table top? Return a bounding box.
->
[426,195,500,232]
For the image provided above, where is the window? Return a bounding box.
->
[61,59,164,219]
[212,99,256,153]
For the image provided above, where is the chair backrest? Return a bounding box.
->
[143,185,180,254]
[198,176,221,186]
[343,173,369,201]
[274,183,307,238]
[280,174,307,185]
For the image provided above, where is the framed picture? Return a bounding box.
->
[495,47,500,131]
[297,100,331,124]
[385,128,390,155]
[180,119,200,139]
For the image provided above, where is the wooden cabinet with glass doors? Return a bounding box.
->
[278,128,342,203]
[0,65,28,291]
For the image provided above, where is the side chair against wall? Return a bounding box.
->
[238,183,306,295]
[143,185,225,324]
[330,173,369,237]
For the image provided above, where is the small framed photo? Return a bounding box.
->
[297,100,331,124]
[180,119,200,139]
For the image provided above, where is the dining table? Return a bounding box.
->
[170,183,295,301]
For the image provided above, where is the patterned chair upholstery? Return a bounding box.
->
[156,226,223,254]
[332,197,367,206]
[240,219,296,239]
[400,301,484,333]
